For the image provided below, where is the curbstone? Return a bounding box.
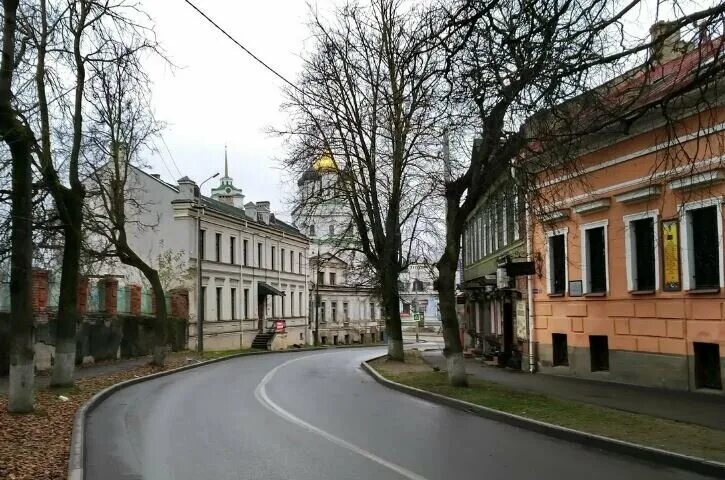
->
[68,344,384,480]
[360,356,725,479]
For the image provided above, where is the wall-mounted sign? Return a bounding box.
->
[275,320,286,333]
[569,280,583,297]
[662,220,681,291]
[515,300,528,339]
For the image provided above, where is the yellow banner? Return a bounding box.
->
[662,220,681,291]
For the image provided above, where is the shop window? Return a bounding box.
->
[582,222,608,294]
[547,232,566,295]
[625,214,657,291]
[688,205,720,289]
[694,342,722,390]
[552,333,568,366]
[589,335,609,372]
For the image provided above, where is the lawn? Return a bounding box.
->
[370,352,725,463]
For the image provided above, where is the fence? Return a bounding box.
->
[0,282,8,312]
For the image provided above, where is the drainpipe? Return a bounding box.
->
[525,199,535,373]
[239,223,244,350]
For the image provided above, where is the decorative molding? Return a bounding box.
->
[540,209,569,223]
[668,170,725,191]
[614,185,662,204]
[573,198,611,215]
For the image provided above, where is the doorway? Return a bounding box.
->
[502,299,514,360]
[257,296,265,331]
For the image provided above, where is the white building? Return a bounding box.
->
[92,153,310,350]
[399,265,441,328]
[293,154,383,344]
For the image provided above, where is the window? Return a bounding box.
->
[694,342,722,389]
[200,286,206,321]
[290,250,294,273]
[309,224,315,236]
[299,253,303,273]
[683,202,722,290]
[230,237,236,264]
[281,294,286,318]
[290,291,294,317]
[317,271,324,285]
[243,239,249,266]
[480,213,486,257]
[320,301,326,323]
[370,303,376,321]
[402,302,411,315]
[413,279,424,291]
[547,230,567,295]
[497,199,505,248]
[329,224,335,235]
[230,288,237,319]
[199,230,206,260]
[552,333,568,366]
[244,288,249,319]
[272,295,276,317]
[624,213,658,292]
[281,248,286,271]
[299,292,303,316]
[589,336,609,372]
[215,287,222,321]
[271,246,276,270]
[581,221,608,294]
[332,301,337,322]
[513,194,521,242]
[343,302,349,321]
[329,272,336,285]
[257,243,263,268]
[506,194,515,244]
[215,233,222,262]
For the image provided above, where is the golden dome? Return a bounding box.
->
[313,152,337,172]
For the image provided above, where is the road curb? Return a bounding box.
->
[68,344,384,480]
[360,357,725,479]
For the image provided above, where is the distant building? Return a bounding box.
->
[398,265,440,328]
[293,153,383,344]
[90,150,310,350]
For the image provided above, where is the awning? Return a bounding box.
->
[258,282,286,297]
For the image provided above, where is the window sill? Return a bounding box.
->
[687,288,720,295]
[548,293,565,298]
[584,292,607,297]
[629,290,655,296]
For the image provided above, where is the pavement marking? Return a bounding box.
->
[254,353,429,480]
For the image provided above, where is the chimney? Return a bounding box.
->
[256,201,270,224]
[245,202,257,221]
[177,176,199,201]
[649,21,689,63]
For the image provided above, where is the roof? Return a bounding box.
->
[313,152,338,172]
[200,196,305,238]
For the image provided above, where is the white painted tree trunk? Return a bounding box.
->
[388,338,404,361]
[151,345,167,367]
[446,351,468,387]
[8,361,34,413]
[50,339,76,387]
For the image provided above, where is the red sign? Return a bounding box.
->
[275,320,286,333]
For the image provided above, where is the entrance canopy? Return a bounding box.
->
[258,282,285,297]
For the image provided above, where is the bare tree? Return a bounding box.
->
[83,45,168,366]
[281,0,446,360]
[432,0,725,386]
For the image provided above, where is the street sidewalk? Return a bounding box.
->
[421,350,725,431]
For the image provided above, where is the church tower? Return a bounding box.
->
[210,145,245,209]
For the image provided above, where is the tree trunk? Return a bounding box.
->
[1,0,35,413]
[437,256,468,387]
[381,267,404,361]
[147,269,168,366]
[50,199,82,387]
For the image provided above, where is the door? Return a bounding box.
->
[503,299,514,359]
[258,296,265,331]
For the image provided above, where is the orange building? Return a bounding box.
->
[530,37,725,392]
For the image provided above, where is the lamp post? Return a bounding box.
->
[196,172,219,354]
[313,240,321,346]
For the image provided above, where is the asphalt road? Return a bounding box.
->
[85,348,708,479]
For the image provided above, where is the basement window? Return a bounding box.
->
[552,333,568,366]
[694,342,722,390]
[589,335,609,372]
[582,221,608,294]
[547,231,567,295]
[684,204,721,290]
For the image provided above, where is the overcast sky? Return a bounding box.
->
[141,0,337,221]
[138,0,705,223]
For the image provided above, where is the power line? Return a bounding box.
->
[182,0,303,95]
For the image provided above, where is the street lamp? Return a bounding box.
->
[196,172,219,354]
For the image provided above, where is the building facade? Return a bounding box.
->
[398,265,441,328]
[92,154,310,351]
[531,73,725,392]
[293,154,383,344]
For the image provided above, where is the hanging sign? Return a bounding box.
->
[662,220,681,291]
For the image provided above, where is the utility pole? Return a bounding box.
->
[314,241,321,346]
[196,172,219,354]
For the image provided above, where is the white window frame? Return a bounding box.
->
[680,197,724,290]
[513,195,520,242]
[623,210,660,292]
[546,228,568,295]
[580,219,609,294]
[502,201,508,247]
